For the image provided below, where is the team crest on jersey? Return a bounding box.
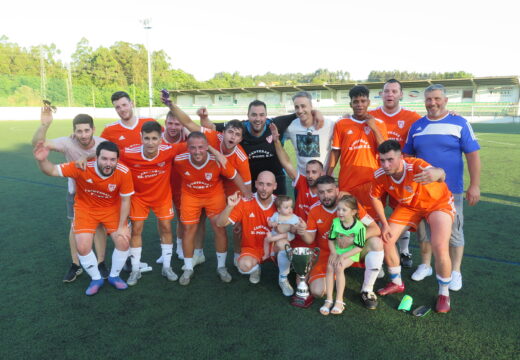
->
[108,184,116,192]
[347,130,353,135]
[266,135,273,143]
[404,185,413,193]
[158,162,165,167]
[364,126,371,135]
[397,120,405,129]
[205,173,213,181]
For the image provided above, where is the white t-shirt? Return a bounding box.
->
[49,135,105,193]
[284,117,336,174]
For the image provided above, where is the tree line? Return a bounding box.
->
[0,35,472,107]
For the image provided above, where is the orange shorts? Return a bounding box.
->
[238,245,275,265]
[308,250,364,284]
[73,206,119,235]
[180,191,226,224]
[346,182,378,220]
[130,196,174,221]
[389,198,456,231]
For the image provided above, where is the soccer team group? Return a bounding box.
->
[32,79,481,314]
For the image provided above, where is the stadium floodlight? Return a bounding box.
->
[141,18,153,116]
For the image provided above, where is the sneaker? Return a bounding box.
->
[377,281,405,296]
[179,269,194,286]
[278,278,294,296]
[162,267,179,282]
[436,294,451,313]
[361,291,378,310]
[85,278,104,296]
[156,255,164,264]
[377,267,385,279]
[182,254,206,270]
[249,267,261,284]
[400,253,413,269]
[139,262,152,273]
[449,271,462,291]
[108,276,128,290]
[411,264,433,281]
[127,271,141,286]
[217,267,232,283]
[63,263,82,283]
[98,261,109,279]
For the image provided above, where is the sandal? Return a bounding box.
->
[320,300,334,315]
[331,300,346,315]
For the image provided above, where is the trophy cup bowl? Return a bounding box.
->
[285,246,320,308]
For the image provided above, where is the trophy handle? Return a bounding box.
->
[285,244,293,262]
[311,247,320,267]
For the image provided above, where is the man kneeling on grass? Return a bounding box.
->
[34,140,134,296]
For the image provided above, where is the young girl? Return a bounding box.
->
[320,195,367,315]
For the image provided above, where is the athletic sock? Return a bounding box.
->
[437,275,451,296]
[398,231,410,254]
[234,252,240,264]
[388,266,402,286]
[194,248,204,258]
[129,247,142,272]
[176,238,183,253]
[110,248,129,278]
[361,250,384,292]
[216,252,227,268]
[78,251,101,280]
[161,243,173,269]
[183,257,193,271]
[277,251,291,280]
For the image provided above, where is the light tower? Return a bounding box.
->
[141,18,153,116]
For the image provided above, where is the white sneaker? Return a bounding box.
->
[179,269,194,286]
[156,255,164,264]
[127,271,141,286]
[449,271,462,291]
[411,264,433,281]
[182,254,206,270]
[139,262,152,273]
[377,267,385,279]
[249,267,261,284]
[161,267,178,282]
[279,278,294,296]
[217,267,232,283]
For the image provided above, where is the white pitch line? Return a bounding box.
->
[480,140,516,146]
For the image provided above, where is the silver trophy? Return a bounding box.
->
[285,246,320,308]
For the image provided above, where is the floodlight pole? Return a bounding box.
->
[142,18,153,117]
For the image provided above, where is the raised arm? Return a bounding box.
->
[32,105,57,149]
[161,95,200,133]
[326,149,340,176]
[269,123,297,180]
[33,141,61,177]
[197,107,217,131]
[216,191,241,227]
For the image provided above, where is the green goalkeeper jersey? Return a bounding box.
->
[328,218,366,262]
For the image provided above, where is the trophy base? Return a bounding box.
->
[291,295,314,308]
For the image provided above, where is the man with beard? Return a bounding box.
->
[300,176,385,310]
[32,105,108,282]
[34,141,134,296]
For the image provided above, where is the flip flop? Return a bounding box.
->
[331,300,346,315]
[320,300,334,316]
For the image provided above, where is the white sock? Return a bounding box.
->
[216,252,227,268]
[437,275,451,296]
[277,251,290,280]
[129,247,142,272]
[194,248,204,257]
[110,248,130,278]
[176,238,183,253]
[234,252,240,263]
[388,266,402,286]
[183,257,193,270]
[78,251,101,280]
[161,243,173,268]
[238,264,259,275]
[398,231,410,254]
[361,250,384,292]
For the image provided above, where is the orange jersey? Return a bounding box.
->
[229,194,277,254]
[369,107,421,148]
[57,160,134,210]
[100,118,154,149]
[332,117,387,191]
[201,128,251,195]
[174,153,237,196]
[121,143,186,204]
[162,132,188,202]
[371,158,453,211]
[293,172,319,222]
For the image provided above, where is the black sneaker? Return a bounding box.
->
[361,291,378,310]
[63,263,82,283]
[400,253,413,269]
[98,261,109,279]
